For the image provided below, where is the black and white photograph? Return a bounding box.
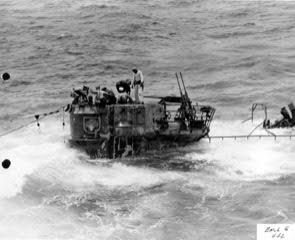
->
[0,0,295,239]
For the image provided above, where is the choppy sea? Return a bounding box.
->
[1,0,295,239]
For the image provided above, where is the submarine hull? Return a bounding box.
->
[69,103,214,159]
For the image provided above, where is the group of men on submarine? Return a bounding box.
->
[71,68,144,106]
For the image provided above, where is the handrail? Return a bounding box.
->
[207,134,295,142]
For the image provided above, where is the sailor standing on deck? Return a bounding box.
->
[131,68,144,103]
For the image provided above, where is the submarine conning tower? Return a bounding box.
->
[69,102,169,158]
[68,77,215,159]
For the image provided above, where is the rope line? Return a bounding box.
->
[0,119,37,138]
[247,122,263,137]
[0,105,69,138]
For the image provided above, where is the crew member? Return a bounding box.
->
[116,79,132,95]
[131,68,144,103]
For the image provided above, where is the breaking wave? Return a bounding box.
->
[2,0,295,238]
[0,116,294,239]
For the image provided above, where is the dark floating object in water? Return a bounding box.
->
[207,103,295,142]
[1,72,10,81]
[251,102,295,129]
[2,159,11,169]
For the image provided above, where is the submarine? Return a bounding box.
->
[68,73,215,158]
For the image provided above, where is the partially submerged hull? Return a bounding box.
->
[69,102,214,158]
[251,102,295,129]
[69,73,215,158]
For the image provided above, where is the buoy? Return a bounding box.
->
[1,72,10,81]
[2,159,11,169]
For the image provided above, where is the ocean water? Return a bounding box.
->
[1,0,295,239]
